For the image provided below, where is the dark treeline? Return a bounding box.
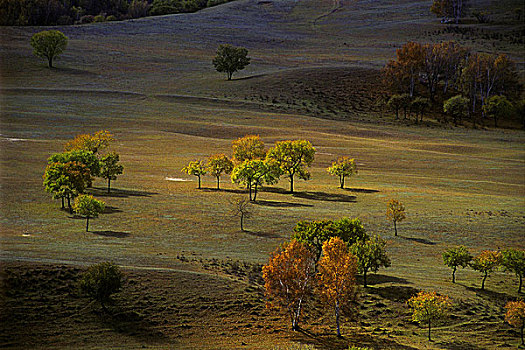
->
[0,0,232,26]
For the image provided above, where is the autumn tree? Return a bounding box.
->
[386,199,406,236]
[230,197,253,231]
[327,157,357,189]
[231,159,280,201]
[470,250,503,290]
[505,300,525,346]
[181,160,206,189]
[48,150,101,186]
[350,235,391,288]
[212,44,251,80]
[30,30,67,68]
[99,152,123,193]
[442,246,472,283]
[502,249,525,294]
[383,42,425,97]
[262,240,316,331]
[73,194,105,232]
[483,95,513,128]
[64,130,114,154]
[408,291,452,341]
[43,161,91,213]
[317,237,358,337]
[431,0,469,24]
[231,135,266,163]
[79,262,122,311]
[206,154,234,190]
[443,95,469,126]
[266,140,316,193]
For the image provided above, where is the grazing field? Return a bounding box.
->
[1,0,524,349]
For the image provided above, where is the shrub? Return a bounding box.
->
[79,262,122,310]
[93,14,106,22]
[79,15,95,24]
[106,15,117,21]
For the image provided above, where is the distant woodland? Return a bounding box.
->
[0,0,233,26]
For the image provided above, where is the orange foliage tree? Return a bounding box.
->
[262,240,316,331]
[383,42,424,97]
[470,250,502,290]
[505,300,525,346]
[317,237,358,337]
[408,291,452,341]
[64,130,114,154]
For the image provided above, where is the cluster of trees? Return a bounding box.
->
[0,0,233,25]
[442,246,525,293]
[383,41,522,127]
[262,217,390,334]
[182,135,359,200]
[430,0,469,24]
[43,130,123,231]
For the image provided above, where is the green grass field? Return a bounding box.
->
[1,0,524,349]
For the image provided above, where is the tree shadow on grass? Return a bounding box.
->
[369,285,420,302]
[103,206,123,214]
[465,285,513,304]
[243,229,282,239]
[200,188,247,194]
[89,187,158,198]
[400,236,436,245]
[253,200,313,208]
[361,273,411,286]
[437,340,484,350]
[293,191,356,203]
[343,187,380,193]
[92,230,130,238]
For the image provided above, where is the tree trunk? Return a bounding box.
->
[67,195,72,214]
[394,220,398,236]
[289,175,294,193]
[452,266,456,283]
[253,182,258,201]
[335,300,341,337]
[340,175,344,189]
[518,274,522,294]
[197,176,201,189]
[48,56,53,68]
[107,178,111,194]
[481,271,487,290]
[428,320,432,341]
[86,216,90,232]
[363,269,368,288]
[248,183,253,201]
[216,176,220,190]
[61,197,65,209]
[227,71,232,80]
[240,212,244,231]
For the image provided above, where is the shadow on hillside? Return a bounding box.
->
[232,73,266,81]
[243,229,282,239]
[89,187,158,198]
[200,188,247,194]
[96,306,169,343]
[92,230,130,238]
[54,66,97,76]
[400,236,436,245]
[343,187,380,193]
[361,273,411,286]
[261,187,357,203]
[369,285,420,302]
[103,206,123,214]
[438,340,483,350]
[465,286,513,304]
[254,200,313,208]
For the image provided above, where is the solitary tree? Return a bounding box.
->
[212,44,251,80]
[470,250,503,290]
[502,249,525,294]
[408,291,451,341]
[30,30,68,68]
[442,246,472,283]
[317,237,358,337]
[386,199,406,236]
[505,300,525,346]
[181,160,206,189]
[230,197,253,231]
[43,161,91,212]
[206,154,234,190]
[232,135,266,163]
[100,152,123,193]
[327,156,357,189]
[262,240,316,331]
[79,262,122,311]
[483,95,513,128]
[443,95,469,126]
[350,235,391,288]
[231,159,280,201]
[64,130,114,154]
[266,140,316,193]
[73,194,105,232]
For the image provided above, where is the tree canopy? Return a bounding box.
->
[74,194,105,232]
[206,154,234,190]
[181,160,206,189]
[350,235,391,288]
[408,291,452,341]
[505,300,525,346]
[30,30,68,68]
[442,246,472,283]
[99,152,124,193]
[64,130,114,154]
[502,249,525,294]
[231,159,279,201]
[231,135,266,163]
[43,161,91,212]
[79,262,122,311]
[212,44,251,80]
[327,157,357,189]
[386,199,406,236]
[470,250,502,290]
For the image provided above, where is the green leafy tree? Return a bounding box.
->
[48,150,101,186]
[442,246,472,283]
[317,237,358,337]
[212,44,251,80]
[100,152,123,194]
[327,157,357,189]
[443,95,469,126]
[350,235,391,288]
[502,249,525,294]
[231,159,280,201]
[470,250,503,290]
[386,199,406,236]
[30,30,68,68]
[387,95,405,120]
[483,95,513,128]
[79,262,122,311]
[266,140,316,193]
[43,161,91,213]
[408,291,452,341]
[73,194,105,232]
[411,97,431,123]
[232,135,266,163]
[206,154,234,190]
[181,160,206,189]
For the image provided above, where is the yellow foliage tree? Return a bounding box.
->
[262,240,316,331]
[470,250,502,290]
[505,300,525,346]
[64,130,114,154]
[386,199,406,236]
[231,135,266,163]
[408,291,451,341]
[317,237,358,337]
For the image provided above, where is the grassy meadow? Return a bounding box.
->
[1,0,524,349]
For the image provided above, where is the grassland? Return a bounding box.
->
[1,0,525,349]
